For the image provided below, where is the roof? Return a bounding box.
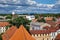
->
[44,17,53,21]
[56,20,60,24]
[30,26,59,34]
[43,26,50,29]
[32,19,37,22]
[9,25,35,40]
[46,21,56,27]
[40,23,51,27]
[2,26,17,40]
[55,34,60,40]
[30,30,50,34]
[0,22,9,27]
[30,22,44,27]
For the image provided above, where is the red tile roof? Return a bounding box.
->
[45,17,53,21]
[30,30,50,34]
[0,22,9,27]
[56,20,60,24]
[46,21,56,27]
[30,26,59,34]
[9,25,35,40]
[2,26,17,40]
[43,26,50,30]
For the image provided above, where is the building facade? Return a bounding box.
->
[0,22,9,34]
[30,21,60,40]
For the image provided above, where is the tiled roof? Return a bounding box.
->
[2,26,17,40]
[48,27,59,32]
[46,21,56,27]
[32,19,37,22]
[30,30,50,34]
[0,22,9,27]
[30,26,59,34]
[56,20,60,24]
[9,25,35,40]
[43,26,50,29]
[55,34,60,40]
[44,17,53,21]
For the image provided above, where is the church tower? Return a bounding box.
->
[12,11,15,20]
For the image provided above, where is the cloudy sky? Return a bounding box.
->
[0,0,60,14]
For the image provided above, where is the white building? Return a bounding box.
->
[0,27,6,34]
[26,15,35,20]
[0,22,9,34]
[30,18,60,40]
[30,21,51,30]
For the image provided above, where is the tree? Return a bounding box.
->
[8,16,30,31]
[0,34,3,40]
[6,15,12,19]
[5,26,10,30]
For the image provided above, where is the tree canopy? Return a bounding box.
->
[9,16,30,31]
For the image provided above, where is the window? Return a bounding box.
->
[40,34,41,36]
[37,34,38,36]
[32,27,34,30]
[47,38,48,40]
[34,26,40,30]
[32,26,40,30]
[43,38,44,40]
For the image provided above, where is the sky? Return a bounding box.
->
[35,0,57,4]
[0,0,60,14]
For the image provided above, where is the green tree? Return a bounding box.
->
[0,34,2,40]
[9,16,30,31]
[6,15,12,19]
[5,26,10,30]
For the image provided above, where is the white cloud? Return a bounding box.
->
[56,0,60,4]
[37,4,54,8]
[52,0,60,9]
[0,0,60,13]
[0,0,54,8]
[0,0,20,4]
[0,4,9,7]
[27,0,37,5]
[0,0,37,5]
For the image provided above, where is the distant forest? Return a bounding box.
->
[0,13,60,17]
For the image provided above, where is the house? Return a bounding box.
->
[30,19,51,30]
[56,17,60,29]
[30,30,51,40]
[56,17,60,25]
[0,22,9,34]
[30,24,60,40]
[56,16,60,21]
[30,20,60,40]
[44,17,53,21]
[44,17,57,27]
[2,26,17,40]
[30,22,51,30]
[2,25,35,40]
